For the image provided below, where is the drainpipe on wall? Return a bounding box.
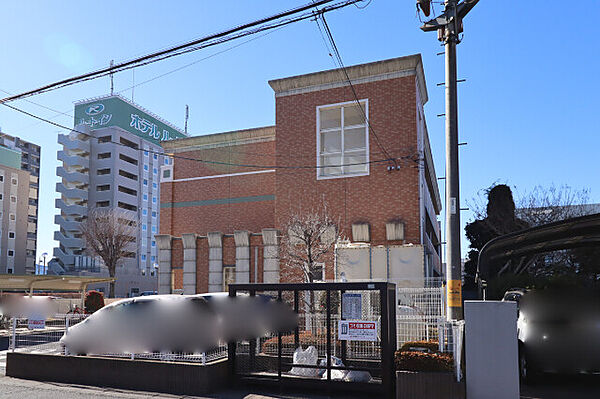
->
[369,246,372,279]
[386,246,390,280]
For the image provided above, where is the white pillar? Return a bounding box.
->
[262,228,280,283]
[207,232,223,293]
[155,235,172,294]
[181,233,197,295]
[234,230,250,284]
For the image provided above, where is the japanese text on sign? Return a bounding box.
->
[338,320,378,342]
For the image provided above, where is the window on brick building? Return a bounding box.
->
[223,266,236,292]
[317,100,368,178]
[310,263,325,282]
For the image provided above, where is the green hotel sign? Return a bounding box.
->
[74,96,186,145]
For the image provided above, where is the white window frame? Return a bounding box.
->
[316,99,369,180]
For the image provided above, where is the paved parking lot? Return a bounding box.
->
[521,374,600,399]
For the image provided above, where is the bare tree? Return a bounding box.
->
[515,184,591,227]
[280,206,340,284]
[80,208,137,298]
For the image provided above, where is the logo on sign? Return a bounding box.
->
[85,103,105,116]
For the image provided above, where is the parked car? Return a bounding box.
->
[503,287,600,381]
[59,292,297,355]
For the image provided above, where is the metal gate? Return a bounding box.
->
[228,282,396,398]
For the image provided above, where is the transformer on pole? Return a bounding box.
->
[420,0,479,321]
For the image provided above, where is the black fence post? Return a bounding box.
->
[294,290,299,349]
[277,289,282,381]
[326,289,331,384]
[227,286,237,384]
[340,289,347,366]
[249,289,256,373]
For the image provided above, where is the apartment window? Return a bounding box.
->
[317,101,368,178]
[152,196,157,204]
[153,154,158,160]
[143,194,148,201]
[141,254,146,261]
[9,213,15,221]
[7,250,14,257]
[97,152,111,159]
[151,256,156,262]
[151,226,156,233]
[97,168,111,175]
[153,168,158,174]
[97,184,110,192]
[10,195,16,203]
[119,153,138,166]
[118,185,137,196]
[142,209,147,216]
[151,240,156,247]
[119,137,138,149]
[11,178,17,185]
[98,135,111,143]
[117,201,137,212]
[162,169,171,179]
[8,232,15,239]
[142,224,147,231]
[0,193,3,201]
[151,211,156,218]
[144,150,149,156]
[143,179,148,186]
[0,175,4,182]
[164,158,170,165]
[118,169,138,181]
[96,201,110,208]
[152,182,157,189]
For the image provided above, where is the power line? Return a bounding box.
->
[1,25,287,134]
[1,101,418,171]
[316,11,397,167]
[0,0,364,104]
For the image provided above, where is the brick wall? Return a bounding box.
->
[274,75,421,246]
[160,139,276,236]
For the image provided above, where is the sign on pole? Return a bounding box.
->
[338,320,378,342]
[341,293,362,320]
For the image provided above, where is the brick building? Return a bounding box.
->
[156,54,442,294]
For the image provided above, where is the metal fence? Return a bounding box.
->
[229,282,397,398]
[8,313,228,364]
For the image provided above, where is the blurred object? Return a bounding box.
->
[0,295,57,319]
[504,287,600,380]
[84,291,105,314]
[60,293,297,355]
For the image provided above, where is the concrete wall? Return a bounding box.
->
[336,245,425,287]
[6,353,228,396]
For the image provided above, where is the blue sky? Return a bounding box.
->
[0,0,598,262]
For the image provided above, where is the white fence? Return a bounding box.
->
[8,314,228,364]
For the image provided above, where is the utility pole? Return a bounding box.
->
[420,0,479,320]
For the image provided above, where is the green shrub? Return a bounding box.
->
[395,350,454,372]
[396,340,453,372]
[84,291,105,314]
[399,340,439,353]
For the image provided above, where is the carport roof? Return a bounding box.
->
[477,212,600,282]
[0,275,115,293]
